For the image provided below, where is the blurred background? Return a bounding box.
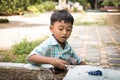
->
[0,0,120,68]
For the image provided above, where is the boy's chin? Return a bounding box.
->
[58,41,65,44]
[61,40,66,43]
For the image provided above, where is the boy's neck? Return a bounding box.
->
[52,34,65,49]
[59,42,65,49]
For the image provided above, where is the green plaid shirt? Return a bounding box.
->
[27,34,81,65]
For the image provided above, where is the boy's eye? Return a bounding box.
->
[58,28,63,31]
[67,28,72,31]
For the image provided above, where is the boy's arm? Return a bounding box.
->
[28,54,67,69]
[70,49,86,65]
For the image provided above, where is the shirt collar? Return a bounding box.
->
[49,34,59,45]
[49,34,67,46]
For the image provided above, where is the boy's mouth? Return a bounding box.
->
[62,36,66,39]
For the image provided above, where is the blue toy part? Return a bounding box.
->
[87,70,102,76]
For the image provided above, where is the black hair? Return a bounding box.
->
[50,10,74,25]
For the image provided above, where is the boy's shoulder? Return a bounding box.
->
[41,35,58,46]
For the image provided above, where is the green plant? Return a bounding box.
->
[27,5,39,13]
[0,36,48,63]
[36,4,45,13]
[0,18,9,23]
[73,7,78,12]
[63,7,68,11]
[0,0,29,15]
[0,50,11,62]
[27,1,55,13]
[12,54,28,63]
[0,49,28,63]
[12,36,48,55]
[74,14,109,26]
[41,1,55,12]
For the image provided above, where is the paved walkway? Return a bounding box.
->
[69,26,120,68]
[0,12,120,68]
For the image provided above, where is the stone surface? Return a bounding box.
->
[108,54,120,58]
[109,60,120,64]
[0,62,66,80]
[63,65,120,80]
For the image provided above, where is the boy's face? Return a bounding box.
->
[50,20,73,44]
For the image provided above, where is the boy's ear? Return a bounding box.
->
[50,25,52,30]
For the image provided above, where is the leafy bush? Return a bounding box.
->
[27,1,55,13]
[73,7,78,12]
[0,49,28,63]
[36,4,45,13]
[0,18,9,23]
[0,0,55,15]
[40,1,55,12]
[12,36,48,55]
[27,5,40,13]
[0,0,28,15]
[12,54,28,63]
[0,36,48,63]
[63,7,69,11]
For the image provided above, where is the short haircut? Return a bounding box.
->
[50,10,74,25]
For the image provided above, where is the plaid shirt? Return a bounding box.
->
[27,34,81,65]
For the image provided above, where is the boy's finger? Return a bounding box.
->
[62,60,67,64]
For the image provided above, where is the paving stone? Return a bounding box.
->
[88,44,99,50]
[87,47,99,51]
[100,63,110,67]
[108,54,120,59]
[108,60,120,64]
[112,35,120,41]
[98,28,113,43]
[80,53,87,57]
[107,50,119,55]
[87,58,100,63]
[109,28,120,41]
[100,59,108,63]
[104,46,117,50]
[88,28,98,41]
[87,51,99,57]
[115,26,120,31]
[100,53,108,59]
[110,66,120,69]
[71,44,82,48]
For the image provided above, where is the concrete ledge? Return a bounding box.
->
[0,62,66,80]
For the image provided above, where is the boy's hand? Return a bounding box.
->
[79,61,86,65]
[50,58,67,69]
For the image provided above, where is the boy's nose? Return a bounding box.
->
[63,30,67,34]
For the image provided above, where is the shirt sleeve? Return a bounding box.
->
[26,43,49,66]
[26,45,41,66]
[70,47,82,65]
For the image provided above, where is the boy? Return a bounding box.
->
[27,10,85,70]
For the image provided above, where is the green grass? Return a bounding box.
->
[12,36,48,55]
[0,36,48,63]
[74,14,108,26]
[0,50,28,63]
[74,19,108,26]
